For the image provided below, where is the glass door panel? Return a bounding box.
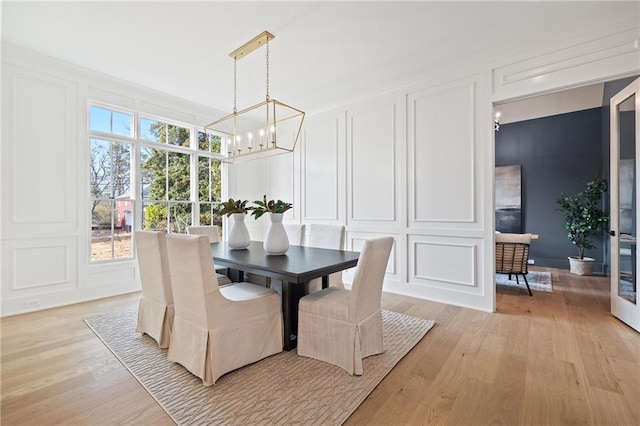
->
[611,77,640,332]
[618,94,636,304]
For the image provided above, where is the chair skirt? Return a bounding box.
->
[136,297,174,349]
[167,293,283,387]
[298,308,384,375]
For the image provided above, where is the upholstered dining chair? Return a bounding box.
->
[495,233,533,296]
[165,234,283,386]
[306,224,346,292]
[284,223,305,246]
[187,225,232,286]
[135,230,174,348]
[297,236,394,375]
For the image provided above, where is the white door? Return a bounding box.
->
[610,77,640,332]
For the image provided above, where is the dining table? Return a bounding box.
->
[210,241,360,350]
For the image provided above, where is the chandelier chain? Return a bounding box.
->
[233,58,237,113]
[265,40,270,101]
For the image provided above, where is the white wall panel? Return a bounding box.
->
[10,72,76,225]
[302,114,340,221]
[493,24,640,102]
[411,239,476,288]
[342,231,400,286]
[409,81,476,224]
[2,237,77,301]
[14,244,68,289]
[348,232,397,274]
[266,153,296,221]
[88,265,137,287]
[348,99,397,224]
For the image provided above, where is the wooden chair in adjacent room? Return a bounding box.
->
[187,225,233,286]
[165,234,283,386]
[134,230,174,348]
[297,236,394,375]
[495,232,533,296]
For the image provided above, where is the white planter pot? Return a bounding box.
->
[263,213,289,255]
[568,256,594,276]
[228,213,250,249]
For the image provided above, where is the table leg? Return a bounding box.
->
[322,275,329,289]
[281,281,306,351]
[228,269,244,282]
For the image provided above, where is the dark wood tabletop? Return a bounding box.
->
[210,241,360,350]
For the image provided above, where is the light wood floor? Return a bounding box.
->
[1,268,638,425]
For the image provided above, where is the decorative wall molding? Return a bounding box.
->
[12,244,71,290]
[347,96,401,226]
[348,232,398,276]
[409,237,477,288]
[9,70,77,226]
[493,26,640,101]
[302,114,341,221]
[408,78,478,226]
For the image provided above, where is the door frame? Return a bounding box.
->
[609,77,640,332]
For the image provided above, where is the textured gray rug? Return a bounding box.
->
[496,271,553,293]
[85,306,434,425]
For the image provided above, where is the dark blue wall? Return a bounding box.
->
[495,107,606,271]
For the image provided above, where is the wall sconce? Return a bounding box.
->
[494,112,501,131]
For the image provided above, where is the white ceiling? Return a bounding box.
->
[2,1,637,115]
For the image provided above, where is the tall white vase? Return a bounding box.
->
[227,213,250,249]
[264,213,289,255]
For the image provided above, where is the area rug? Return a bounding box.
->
[496,271,553,293]
[84,307,434,425]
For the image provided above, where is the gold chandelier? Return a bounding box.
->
[205,31,305,163]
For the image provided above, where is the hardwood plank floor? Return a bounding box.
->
[1,268,638,425]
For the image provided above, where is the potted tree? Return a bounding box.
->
[250,195,293,255]
[556,176,609,275]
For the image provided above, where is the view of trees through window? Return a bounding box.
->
[89,105,223,262]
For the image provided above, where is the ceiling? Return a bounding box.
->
[2,1,637,116]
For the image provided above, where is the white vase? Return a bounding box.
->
[263,213,289,255]
[228,213,250,249]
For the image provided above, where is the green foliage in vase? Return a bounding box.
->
[250,195,293,219]
[219,198,251,216]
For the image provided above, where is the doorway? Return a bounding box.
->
[493,76,639,309]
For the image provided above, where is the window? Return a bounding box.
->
[197,132,223,229]
[89,105,224,263]
[89,107,134,262]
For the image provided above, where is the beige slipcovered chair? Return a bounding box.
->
[495,232,533,296]
[284,223,305,246]
[307,224,346,292]
[187,225,232,286]
[135,230,174,348]
[297,236,394,375]
[165,233,283,386]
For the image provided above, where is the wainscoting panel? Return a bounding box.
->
[409,79,476,225]
[5,68,78,229]
[408,235,479,291]
[347,96,401,226]
[301,113,341,222]
[11,240,74,290]
[88,263,137,288]
[348,231,398,277]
